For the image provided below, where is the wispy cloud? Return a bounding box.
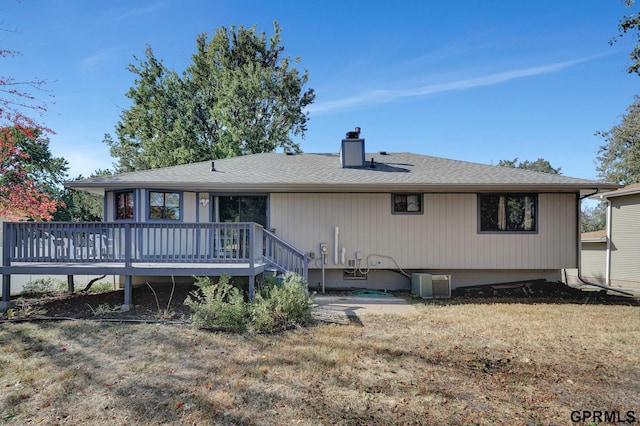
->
[308,56,597,115]
[79,48,120,73]
[113,0,170,21]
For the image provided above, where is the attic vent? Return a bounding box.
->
[340,127,365,168]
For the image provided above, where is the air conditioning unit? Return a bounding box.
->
[411,273,451,299]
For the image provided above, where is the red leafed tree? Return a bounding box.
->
[1,44,60,221]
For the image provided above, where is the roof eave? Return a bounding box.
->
[64,181,620,195]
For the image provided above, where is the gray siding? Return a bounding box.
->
[610,194,640,284]
[580,243,606,284]
[270,192,577,271]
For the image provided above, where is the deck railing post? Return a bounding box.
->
[303,253,309,281]
[248,223,255,301]
[124,223,132,267]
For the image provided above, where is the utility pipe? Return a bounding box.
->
[605,198,612,286]
[334,226,339,265]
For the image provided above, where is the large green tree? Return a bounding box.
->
[106,22,315,172]
[497,158,562,174]
[581,202,607,233]
[53,169,113,222]
[612,0,640,76]
[595,96,640,185]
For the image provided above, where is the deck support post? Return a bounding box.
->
[249,275,255,301]
[0,274,12,312]
[122,275,132,312]
[67,275,75,293]
[1,221,12,311]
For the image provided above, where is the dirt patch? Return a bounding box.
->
[450,280,639,305]
[4,280,637,323]
[8,283,196,321]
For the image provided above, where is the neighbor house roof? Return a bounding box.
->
[597,182,640,200]
[66,152,620,196]
[581,229,607,243]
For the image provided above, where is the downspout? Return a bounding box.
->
[605,197,612,286]
[575,190,634,297]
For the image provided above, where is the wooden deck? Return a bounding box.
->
[2,221,308,311]
[1,261,267,277]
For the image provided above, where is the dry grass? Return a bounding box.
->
[1,301,639,425]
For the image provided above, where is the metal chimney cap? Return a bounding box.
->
[345,127,361,139]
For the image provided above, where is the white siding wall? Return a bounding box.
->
[610,194,640,284]
[105,192,114,221]
[183,192,196,222]
[270,192,577,270]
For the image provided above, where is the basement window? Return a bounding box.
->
[392,193,423,214]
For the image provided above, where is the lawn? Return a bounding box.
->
[1,300,638,425]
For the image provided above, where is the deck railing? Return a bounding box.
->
[2,222,264,266]
[263,228,309,280]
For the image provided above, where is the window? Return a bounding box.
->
[392,193,423,214]
[479,194,537,232]
[216,196,267,227]
[149,191,181,220]
[116,191,134,220]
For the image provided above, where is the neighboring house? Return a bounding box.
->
[1,130,619,308]
[579,229,607,284]
[579,184,640,289]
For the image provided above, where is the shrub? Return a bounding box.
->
[85,282,113,293]
[185,272,313,333]
[185,274,247,332]
[249,272,313,332]
[22,278,66,295]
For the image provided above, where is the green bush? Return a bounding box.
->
[22,277,66,295]
[185,272,313,333]
[249,272,313,332]
[85,282,114,293]
[185,274,247,332]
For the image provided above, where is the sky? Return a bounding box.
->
[2,0,638,182]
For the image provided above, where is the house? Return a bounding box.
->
[1,129,620,310]
[579,229,607,285]
[578,184,640,289]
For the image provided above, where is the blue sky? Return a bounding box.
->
[2,0,638,181]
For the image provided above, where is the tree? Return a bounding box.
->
[54,169,113,222]
[595,96,640,185]
[581,202,607,233]
[0,127,64,220]
[1,20,61,220]
[497,158,562,174]
[611,0,640,76]
[106,22,315,172]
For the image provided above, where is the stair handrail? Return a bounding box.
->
[262,228,308,280]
